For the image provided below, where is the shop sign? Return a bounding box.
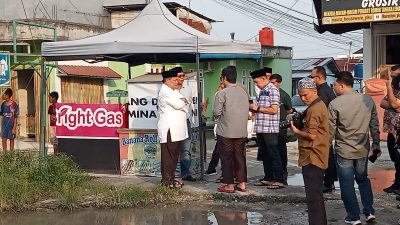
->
[56,103,125,138]
[322,0,400,25]
[106,89,128,97]
[119,131,201,176]
[127,80,199,130]
[0,52,10,86]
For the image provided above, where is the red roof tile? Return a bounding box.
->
[335,59,361,73]
[58,65,121,79]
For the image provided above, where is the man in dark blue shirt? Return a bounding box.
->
[270,73,292,184]
[310,66,336,193]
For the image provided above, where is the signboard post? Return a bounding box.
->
[321,1,400,25]
[0,52,10,86]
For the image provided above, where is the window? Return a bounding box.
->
[199,78,204,100]
[248,75,254,97]
[242,70,247,87]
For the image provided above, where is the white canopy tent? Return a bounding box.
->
[40,0,261,169]
[41,0,261,64]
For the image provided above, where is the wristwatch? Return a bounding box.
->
[256,106,261,112]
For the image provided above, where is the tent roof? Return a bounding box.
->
[42,0,260,64]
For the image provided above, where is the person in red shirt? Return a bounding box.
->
[48,91,59,154]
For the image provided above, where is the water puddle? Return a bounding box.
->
[0,208,264,225]
[287,169,396,193]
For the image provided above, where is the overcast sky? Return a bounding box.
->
[165,0,363,59]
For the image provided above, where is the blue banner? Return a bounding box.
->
[0,53,10,86]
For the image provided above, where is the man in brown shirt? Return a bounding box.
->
[290,77,329,225]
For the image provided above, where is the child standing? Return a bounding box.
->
[48,91,59,154]
[1,88,19,152]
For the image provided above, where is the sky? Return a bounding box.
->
[164,0,364,59]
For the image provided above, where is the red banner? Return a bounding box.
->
[56,103,126,138]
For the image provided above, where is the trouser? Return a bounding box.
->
[217,135,247,184]
[180,119,192,177]
[161,130,182,186]
[207,140,220,171]
[323,145,337,187]
[257,133,284,182]
[278,128,288,180]
[387,133,400,187]
[302,164,327,225]
[336,155,374,220]
[180,138,192,177]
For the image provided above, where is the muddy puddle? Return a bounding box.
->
[0,208,264,225]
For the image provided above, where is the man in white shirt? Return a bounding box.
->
[158,69,188,188]
[172,66,196,182]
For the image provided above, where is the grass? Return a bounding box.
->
[0,152,89,210]
[0,152,189,211]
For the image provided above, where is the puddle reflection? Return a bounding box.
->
[0,209,263,225]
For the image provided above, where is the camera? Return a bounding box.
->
[280,111,305,130]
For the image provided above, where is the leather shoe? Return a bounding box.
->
[322,184,334,193]
[182,175,196,182]
[394,188,400,196]
[383,183,399,193]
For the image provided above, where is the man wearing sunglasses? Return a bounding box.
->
[171,66,197,182]
[309,66,337,193]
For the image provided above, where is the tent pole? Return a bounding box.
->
[196,52,205,180]
[39,58,47,158]
[128,63,132,79]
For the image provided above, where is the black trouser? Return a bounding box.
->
[278,128,288,180]
[323,145,337,187]
[257,133,284,182]
[217,135,247,184]
[387,133,400,186]
[303,164,327,225]
[161,130,182,186]
[207,141,220,171]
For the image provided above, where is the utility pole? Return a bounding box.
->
[346,41,352,71]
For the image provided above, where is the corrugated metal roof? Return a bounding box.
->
[58,65,121,79]
[292,72,310,78]
[292,58,332,71]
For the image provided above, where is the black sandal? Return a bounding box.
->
[215,177,223,183]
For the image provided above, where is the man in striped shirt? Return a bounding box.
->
[250,67,283,189]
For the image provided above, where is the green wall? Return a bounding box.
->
[263,58,292,96]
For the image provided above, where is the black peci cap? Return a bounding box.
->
[170,66,183,73]
[250,67,272,79]
[161,69,178,78]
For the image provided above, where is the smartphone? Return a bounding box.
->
[368,149,381,163]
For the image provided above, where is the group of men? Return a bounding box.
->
[157,64,385,225]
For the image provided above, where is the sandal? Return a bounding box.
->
[235,185,247,192]
[171,180,184,189]
[254,180,273,186]
[266,182,284,189]
[217,185,235,193]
